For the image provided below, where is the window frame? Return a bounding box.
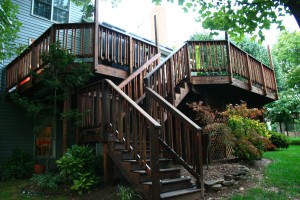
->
[31,0,70,23]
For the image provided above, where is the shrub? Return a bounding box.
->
[269,131,290,149]
[117,185,141,200]
[1,149,33,180]
[56,145,98,194]
[31,173,62,190]
[234,139,262,160]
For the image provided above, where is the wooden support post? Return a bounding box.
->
[170,58,175,105]
[94,0,99,70]
[129,37,133,74]
[101,81,110,140]
[150,126,161,200]
[103,143,114,186]
[62,99,70,153]
[196,131,204,199]
[267,45,279,99]
[154,15,160,54]
[246,54,253,91]
[186,44,192,83]
[225,36,233,83]
[260,63,267,96]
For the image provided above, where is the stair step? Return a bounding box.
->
[125,158,173,170]
[133,168,181,182]
[160,188,201,200]
[143,177,193,193]
[122,149,163,160]
[114,141,151,150]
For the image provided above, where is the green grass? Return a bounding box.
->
[289,137,300,145]
[230,143,300,199]
[0,180,66,200]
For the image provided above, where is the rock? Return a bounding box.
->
[235,175,247,180]
[211,184,223,191]
[224,174,234,181]
[239,187,244,191]
[204,179,224,187]
[222,180,235,186]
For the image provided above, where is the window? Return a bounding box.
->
[35,126,55,157]
[32,0,69,23]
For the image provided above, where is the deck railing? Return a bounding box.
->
[144,43,189,105]
[6,23,158,93]
[187,40,278,96]
[78,79,162,199]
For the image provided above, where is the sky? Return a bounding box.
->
[98,0,299,48]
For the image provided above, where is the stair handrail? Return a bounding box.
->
[103,79,162,199]
[144,86,204,196]
[118,52,161,102]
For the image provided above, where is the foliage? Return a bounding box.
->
[186,101,215,126]
[266,89,300,125]
[269,131,290,149]
[232,37,270,66]
[10,42,92,171]
[224,103,273,160]
[189,32,214,40]
[290,137,300,145]
[1,149,33,180]
[273,30,300,74]
[117,185,141,200]
[30,173,62,190]
[56,145,98,194]
[152,0,299,42]
[0,0,22,61]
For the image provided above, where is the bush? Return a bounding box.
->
[56,145,98,194]
[117,185,141,200]
[269,131,290,149]
[1,149,33,180]
[234,139,262,160]
[31,173,62,190]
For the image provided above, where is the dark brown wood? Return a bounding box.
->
[103,143,114,185]
[246,54,253,90]
[94,0,99,69]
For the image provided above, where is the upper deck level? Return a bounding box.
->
[5,22,277,102]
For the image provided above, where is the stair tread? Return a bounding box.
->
[142,177,192,185]
[132,167,181,174]
[124,158,172,163]
[160,188,201,199]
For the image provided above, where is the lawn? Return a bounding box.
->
[231,137,300,200]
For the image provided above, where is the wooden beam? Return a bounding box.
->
[191,76,230,85]
[94,0,99,70]
[95,64,128,79]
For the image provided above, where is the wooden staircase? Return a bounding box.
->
[109,141,201,200]
[78,44,204,199]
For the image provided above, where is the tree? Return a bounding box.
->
[272,30,300,74]
[152,0,300,41]
[189,32,214,40]
[11,43,93,171]
[0,0,21,61]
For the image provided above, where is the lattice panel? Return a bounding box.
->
[211,134,234,160]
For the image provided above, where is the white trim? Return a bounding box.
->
[31,0,70,23]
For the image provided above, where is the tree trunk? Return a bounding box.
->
[286,0,300,27]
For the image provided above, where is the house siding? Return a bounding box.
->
[0,0,83,165]
[2,0,84,68]
[0,69,34,164]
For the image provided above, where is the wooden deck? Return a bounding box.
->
[5,23,278,102]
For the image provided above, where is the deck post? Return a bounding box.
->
[62,99,70,153]
[225,33,233,83]
[94,0,99,70]
[246,54,253,91]
[185,43,192,83]
[154,15,160,54]
[103,142,114,186]
[196,131,204,199]
[267,45,279,99]
[260,63,267,96]
[129,37,133,74]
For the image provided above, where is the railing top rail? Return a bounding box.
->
[119,53,161,89]
[99,23,158,47]
[6,23,95,70]
[228,41,273,70]
[144,42,187,79]
[145,86,202,131]
[106,79,161,128]
[187,40,227,43]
